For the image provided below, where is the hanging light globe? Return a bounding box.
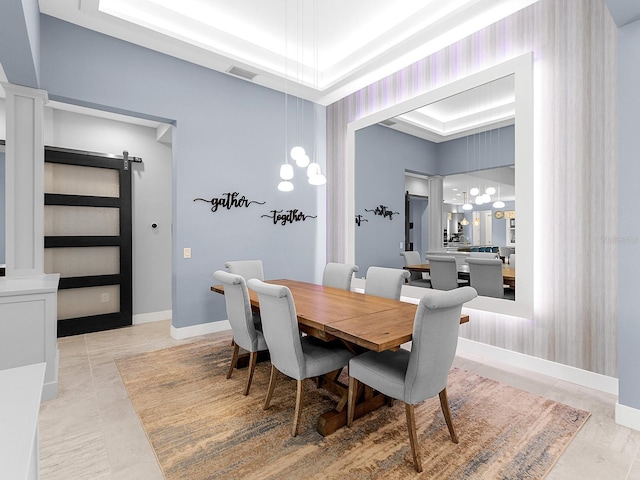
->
[481,193,492,203]
[277,180,294,192]
[475,196,485,205]
[485,186,496,195]
[290,146,306,162]
[307,162,321,178]
[296,154,310,168]
[469,187,480,196]
[309,173,327,186]
[462,203,473,211]
[279,163,294,180]
[493,200,505,208]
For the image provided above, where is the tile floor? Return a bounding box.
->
[38,320,640,479]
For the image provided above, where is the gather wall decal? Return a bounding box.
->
[364,205,399,220]
[193,192,266,212]
[261,209,317,226]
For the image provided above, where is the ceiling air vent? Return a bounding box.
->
[379,119,396,126]
[226,66,258,81]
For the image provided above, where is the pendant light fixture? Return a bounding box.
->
[493,185,505,208]
[306,0,326,186]
[492,122,505,208]
[277,0,325,190]
[278,1,294,192]
[462,191,473,211]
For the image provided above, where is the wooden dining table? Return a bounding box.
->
[404,263,516,288]
[211,279,470,436]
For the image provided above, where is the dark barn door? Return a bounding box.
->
[44,147,132,337]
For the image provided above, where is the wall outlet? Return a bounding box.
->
[183,247,191,259]
[101,293,109,303]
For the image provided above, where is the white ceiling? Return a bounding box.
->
[38,0,538,106]
[383,74,515,142]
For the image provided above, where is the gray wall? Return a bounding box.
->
[38,15,325,329]
[436,125,515,175]
[618,19,640,409]
[355,124,436,274]
[0,0,40,87]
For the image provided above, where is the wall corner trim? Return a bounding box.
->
[457,337,619,396]
[170,320,231,340]
[133,310,173,325]
[616,403,640,432]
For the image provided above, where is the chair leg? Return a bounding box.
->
[439,388,458,444]
[405,403,423,473]
[292,379,304,437]
[226,343,239,379]
[263,365,278,410]
[347,376,358,427]
[243,351,258,396]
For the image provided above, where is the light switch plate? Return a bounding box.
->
[184,247,191,259]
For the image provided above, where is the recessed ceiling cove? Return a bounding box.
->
[39,0,539,104]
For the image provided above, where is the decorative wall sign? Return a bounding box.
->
[193,192,266,213]
[355,214,368,227]
[261,209,317,226]
[364,205,399,220]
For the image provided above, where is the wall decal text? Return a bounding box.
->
[355,214,368,226]
[194,192,266,213]
[364,205,399,220]
[261,209,317,226]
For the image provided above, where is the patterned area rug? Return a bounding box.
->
[116,340,590,479]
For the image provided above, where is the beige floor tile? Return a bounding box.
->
[628,459,640,480]
[545,379,619,420]
[471,362,558,396]
[110,459,164,480]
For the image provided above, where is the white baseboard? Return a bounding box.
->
[133,310,172,325]
[616,403,640,431]
[457,337,619,396]
[170,320,231,340]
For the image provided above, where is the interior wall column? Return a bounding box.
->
[2,83,48,277]
[427,176,443,251]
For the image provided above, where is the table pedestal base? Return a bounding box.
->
[317,392,388,436]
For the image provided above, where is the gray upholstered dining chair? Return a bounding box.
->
[400,251,431,287]
[508,253,516,269]
[465,257,505,298]
[347,286,478,472]
[224,259,264,281]
[498,246,514,263]
[247,279,354,437]
[364,266,410,300]
[426,255,468,290]
[322,262,359,290]
[213,270,268,396]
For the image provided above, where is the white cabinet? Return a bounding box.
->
[0,274,60,401]
[0,363,46,480]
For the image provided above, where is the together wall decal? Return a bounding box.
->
[261,209,317,226]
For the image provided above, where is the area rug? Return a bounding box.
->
[115,340,590,479]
